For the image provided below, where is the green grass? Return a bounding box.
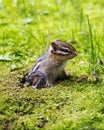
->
[0,0,104,129]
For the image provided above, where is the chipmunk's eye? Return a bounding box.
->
[61,48,69,53]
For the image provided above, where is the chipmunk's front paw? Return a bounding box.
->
[62,70,72,78]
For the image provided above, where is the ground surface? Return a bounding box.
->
[0,0,104,130]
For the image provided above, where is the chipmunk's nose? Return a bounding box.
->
[74,51,78,56]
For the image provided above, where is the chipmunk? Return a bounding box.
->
[25,39,78,88]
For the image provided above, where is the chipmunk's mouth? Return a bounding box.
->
[69,51,78,59]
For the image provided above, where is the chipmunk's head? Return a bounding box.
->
[50,39,78,61]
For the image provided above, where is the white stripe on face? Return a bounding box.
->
[56,50,69,55]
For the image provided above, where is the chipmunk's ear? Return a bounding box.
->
[51,42,58,51]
